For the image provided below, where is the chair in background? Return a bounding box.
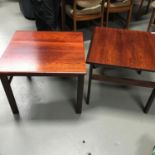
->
[137,0,152,16]
[61,0,104,31]
[147,1,155,31]
[103,0,133,28]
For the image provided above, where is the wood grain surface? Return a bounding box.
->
[87,27,155,72]
[0,31,86,75]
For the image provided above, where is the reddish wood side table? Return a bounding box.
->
[87,27,155,113]
[0,31,86,114]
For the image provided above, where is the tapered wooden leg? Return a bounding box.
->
[76,75,84,114]
[105,12,109,27]
[147,9,155,32]
[0,76,19,114]
[145,0,152,14]
[126,7,132,29]
[137,0,144,16]
[101,2,104,27]
[61,0,66,31]
[144,88,155,113]
[86,65,93,105]
[73,20,77,32]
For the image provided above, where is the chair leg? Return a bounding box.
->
[61,12,66,31]
[105,11,109,27]
[61,0,66,31]
[145,0,152,14]
[137,0,145,16]
[144,88,155,113]
[73,20,77,31]
[100,2,104,27]
[126,7,132,29]
[147,8,155,32]
[101,13,104,26]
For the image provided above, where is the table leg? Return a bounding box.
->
[86,65,93,104]
[27,76,32,81]
[0,76,19,114]
[137,70,142,75]
[8,76,13,84]
[144,88,155,113]
[76,75,84,114]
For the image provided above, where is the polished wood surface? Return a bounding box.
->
[0,31,86,75]
[87,27,155,72]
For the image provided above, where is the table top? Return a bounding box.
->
[0,31,86,75]
[87,27,155,72]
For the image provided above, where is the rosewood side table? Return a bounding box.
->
[0,31,86,114]
[87,27,155,113]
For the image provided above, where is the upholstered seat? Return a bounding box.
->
[76,0,102,8]
[65,4,101,15]
[61,0,104,31]
[104,0,131,8]
[65,0,131,16]
[61,0,132,30]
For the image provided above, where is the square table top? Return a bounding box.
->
[87,27,155,72]
[0,31,86,75]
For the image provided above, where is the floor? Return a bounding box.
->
[0,0,155,155]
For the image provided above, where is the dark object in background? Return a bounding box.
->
[152,146,155,155]
[19,0,35,19]
[31,0,61,31]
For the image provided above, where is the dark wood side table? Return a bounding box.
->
[86,27,155,113]
[0,31,86,114]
